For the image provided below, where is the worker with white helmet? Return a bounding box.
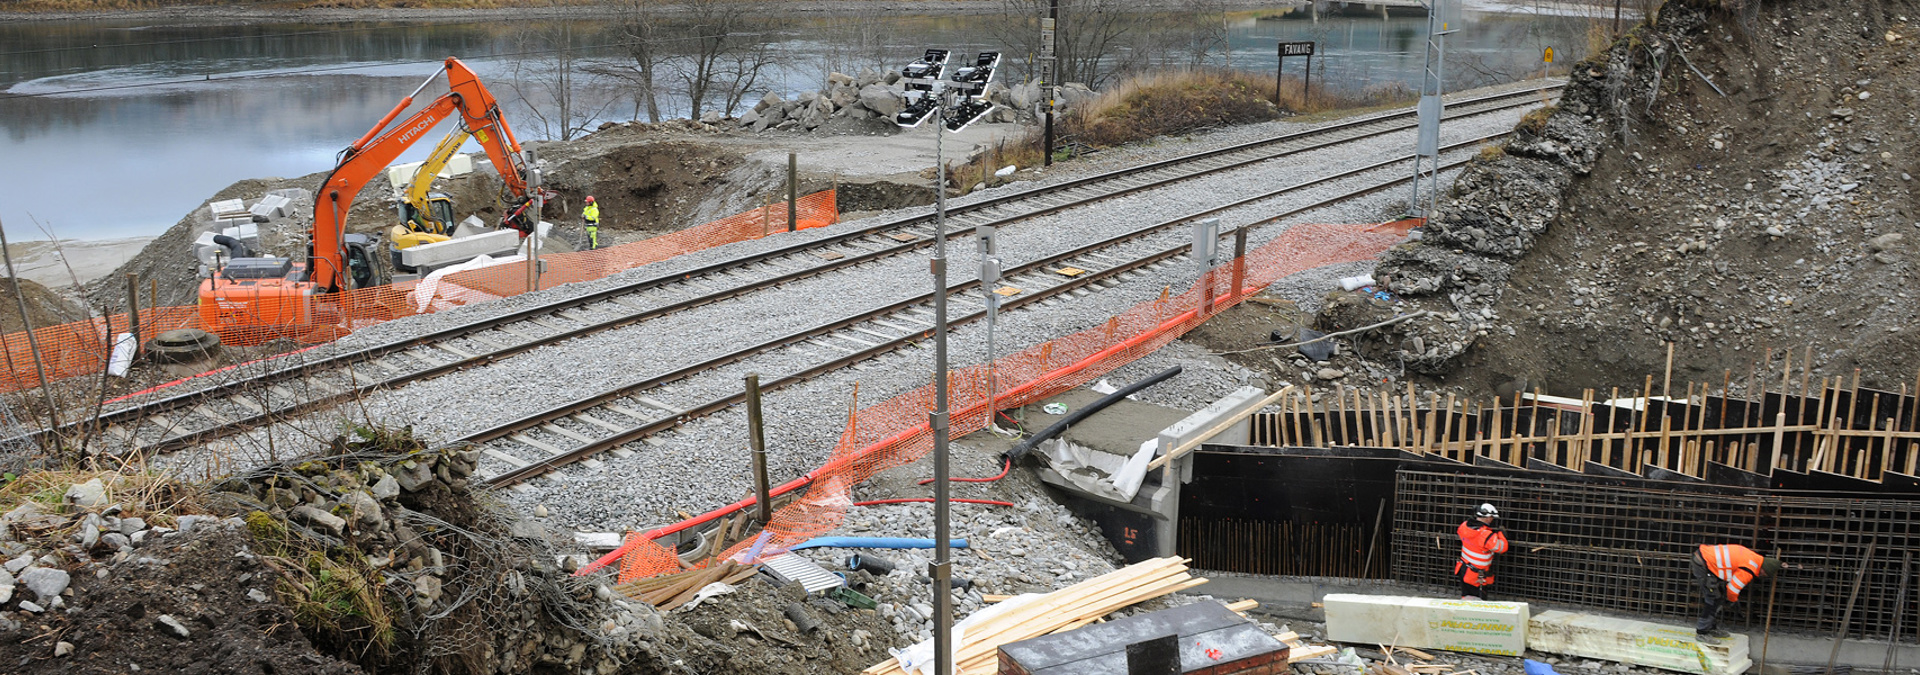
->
[1455,503,1509,600]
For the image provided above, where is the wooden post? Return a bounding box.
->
[1443,393,1459,459]
[125,273,142,358]
[1811,377,1832,472]
[745,373,773,524]
[787,152,798,233]
[1303,384,1323,447]
[1334,384,1349,445]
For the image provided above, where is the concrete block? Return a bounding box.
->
[451,215,490,239]
[209,198,247,219]
[444,153,473,176]
[1528,610,1750,675]
[266,187,311,202]
[257,194,292,218]
[220,223,260,243]
[248,202,277,219]
[216,216,253,230]
[387,160,426,191]
[1323,593,1529,657]
[1157,385,1268,480]
[399,229,520,270]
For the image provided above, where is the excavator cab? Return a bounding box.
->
[401,192,456,235]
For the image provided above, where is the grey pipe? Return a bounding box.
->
[1003,365,1182,462]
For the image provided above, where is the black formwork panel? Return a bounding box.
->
[1393,471,1759,622]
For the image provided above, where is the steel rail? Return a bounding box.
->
[476,132,1509,486]
[74,83,1561,454]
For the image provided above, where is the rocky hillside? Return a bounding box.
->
[1331,0,1919,394]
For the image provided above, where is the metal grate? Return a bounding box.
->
[1392,470,1920,638]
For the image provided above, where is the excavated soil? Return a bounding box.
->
[1445,0,1920,395]
[0,528,362,675]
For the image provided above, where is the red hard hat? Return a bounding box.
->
[585,196,596,203]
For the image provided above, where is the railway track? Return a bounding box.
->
[468,133,1510,486]
[68,83,1561,458]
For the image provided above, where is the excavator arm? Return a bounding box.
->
[312,57,535,293]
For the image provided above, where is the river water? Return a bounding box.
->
[0,3,1595,242]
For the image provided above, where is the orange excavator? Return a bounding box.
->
[198,57,545,343]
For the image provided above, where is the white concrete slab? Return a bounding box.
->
[1529,610,1750,675]
[399,229,521,271]
[1323,593,1529,657]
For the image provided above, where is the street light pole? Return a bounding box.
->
[929,87,956,675]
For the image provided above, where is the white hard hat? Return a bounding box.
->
[1476,503,1499,519]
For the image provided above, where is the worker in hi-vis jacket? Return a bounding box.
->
[1692,543,1781,639]
[1456,503,1509,601]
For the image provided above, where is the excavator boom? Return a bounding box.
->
[402,126,472,235]
[311,56,531,292]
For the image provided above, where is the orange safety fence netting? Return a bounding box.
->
[0,191,837,395]
[588,219,1415,583]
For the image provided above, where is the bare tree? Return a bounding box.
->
[991,0,1142,88]
[506,21,617,140]
[671,0,776,120]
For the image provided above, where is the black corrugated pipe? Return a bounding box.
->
[1002,365,1183,463]
[212,234,254,259]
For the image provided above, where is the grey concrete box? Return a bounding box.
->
[399,229,521,270]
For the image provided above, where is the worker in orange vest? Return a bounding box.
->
[1456,503,1508,600]
[1692,543,1782,639]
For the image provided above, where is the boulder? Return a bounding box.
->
[370,474,400,500]
[755,91,783,113]
[341,490,385,528]
[830,84,859,109]
[801,104,829,130]
[737,109,762,128]
[753,105,786,132]
[856,68,882,87]
[1057,82,1098,111]
[828,71,855,87]
[858,84,905,118]
[18,566,69,602]
[65,479,108,509]
[1007,82,1036,110]
[883,70,901,85]
[291,505,346,535]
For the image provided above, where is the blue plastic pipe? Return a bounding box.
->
[789,537,969,551]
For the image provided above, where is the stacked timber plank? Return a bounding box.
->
[863,557,1206,675]
[613,561,760,610]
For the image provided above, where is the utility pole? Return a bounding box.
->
[929,87,956,675]
[1408,0,1452,219]
[525,150,544,293]
[745,373,772,524]
[979,226,1000,429]
[1042,0,1058,167]
[1614,0,1623,34]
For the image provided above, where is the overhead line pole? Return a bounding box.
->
[930,86,956,675]
[1043,0,1058,167]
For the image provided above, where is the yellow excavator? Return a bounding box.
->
[389,125,468,250]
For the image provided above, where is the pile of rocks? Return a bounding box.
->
[212,439,682,673]
[729,68,1100,133]
[1339,6,1705,374]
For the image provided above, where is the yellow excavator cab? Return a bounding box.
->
[389,224,453,250]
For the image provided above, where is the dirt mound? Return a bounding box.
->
[0,277,86,334]
[1341,0,1920,394]
[0,526,363,675]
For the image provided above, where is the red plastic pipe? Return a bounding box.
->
[917,457,1012,485]
[852,498,1013,507]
